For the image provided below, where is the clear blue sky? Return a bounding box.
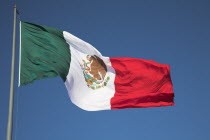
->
[1,0,210,140]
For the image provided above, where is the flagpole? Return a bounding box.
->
[6,4,17,140]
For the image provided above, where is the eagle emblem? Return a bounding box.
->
[80,55,110,90]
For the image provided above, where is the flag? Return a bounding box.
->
[19,21,174,111]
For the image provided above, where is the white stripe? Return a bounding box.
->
[63,31,116,111]
[18,21,22,87]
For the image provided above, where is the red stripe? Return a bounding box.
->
[110,57,174,109]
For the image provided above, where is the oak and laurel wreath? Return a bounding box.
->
[90,76,110,90]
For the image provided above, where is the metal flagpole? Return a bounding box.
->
[6,4,17,140]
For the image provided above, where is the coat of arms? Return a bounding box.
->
[80,55,110,90]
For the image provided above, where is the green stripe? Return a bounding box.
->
[20,21,71,86]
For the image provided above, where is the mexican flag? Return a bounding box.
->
[19,21,174,111]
